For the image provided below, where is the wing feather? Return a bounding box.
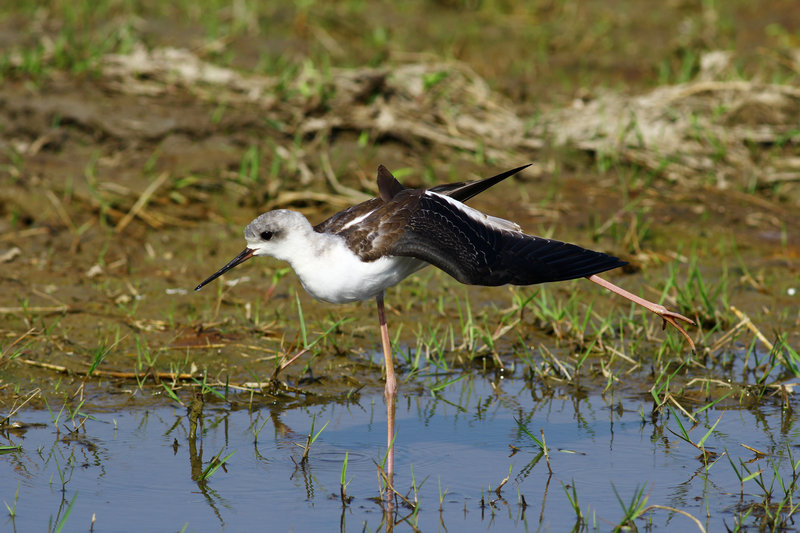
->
[389,192,625,286]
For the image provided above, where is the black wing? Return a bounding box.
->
[389,192,625,286]
[429,164,532,202]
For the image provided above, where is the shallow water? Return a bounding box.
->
[3,371,798,532]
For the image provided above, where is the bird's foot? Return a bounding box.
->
[652,305,696,352]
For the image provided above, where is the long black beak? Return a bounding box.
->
[195,248,256,291]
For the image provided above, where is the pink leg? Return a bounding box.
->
[587,274,696,352]
[376,293,396,495]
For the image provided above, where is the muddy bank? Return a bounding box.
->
[0,19,797,410]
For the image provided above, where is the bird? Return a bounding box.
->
[195,163,695,487]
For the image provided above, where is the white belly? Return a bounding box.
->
[291,251,426,304]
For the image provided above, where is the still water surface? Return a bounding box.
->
[2,373,797,531]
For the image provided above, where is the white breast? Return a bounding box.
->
[287,236,426,304]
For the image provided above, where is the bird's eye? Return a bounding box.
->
[260,231,273,241]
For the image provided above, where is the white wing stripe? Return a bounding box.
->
[339,209,376,231]
[425,191,522,233]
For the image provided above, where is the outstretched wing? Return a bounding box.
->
[428,164,532,202]
[389,191,625,286]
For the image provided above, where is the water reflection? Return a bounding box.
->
[1,373,799,531]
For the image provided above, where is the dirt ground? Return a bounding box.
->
[1,3,799,406]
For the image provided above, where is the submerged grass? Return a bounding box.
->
[2,342,800,530]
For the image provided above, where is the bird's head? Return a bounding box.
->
[195,210,311,291]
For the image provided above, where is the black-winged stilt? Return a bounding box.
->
[196,163,695,488]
